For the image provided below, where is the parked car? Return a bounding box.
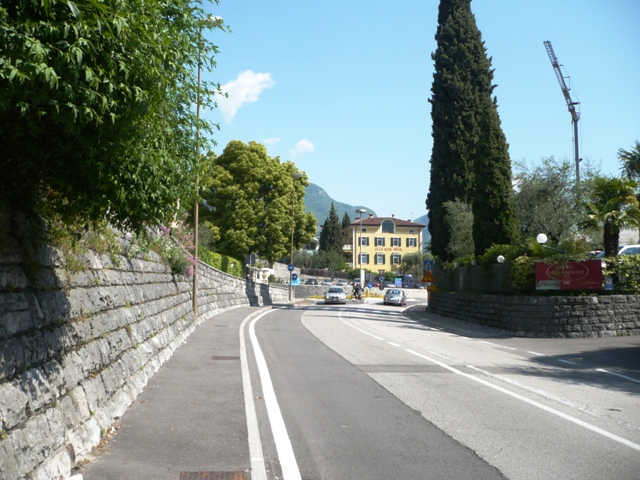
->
[402,274,415,288]
[383,289,407,306]
[594,245,640,258]
[324,287,347,304]
[320,280,333,286]
[336,280,348,286]
[304,279,318,285]
[383,281,395,289]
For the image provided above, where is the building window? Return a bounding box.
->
[381,220,395,233]
[360,253,370,265]
[392,237,401,247]
[360,236,369,246]
[391,253,401,265]
[406,237,417,248]
[375,237,385,247]
[375,253,385,265]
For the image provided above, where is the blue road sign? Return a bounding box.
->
[292,273,298,281]
[288,264,295,271]
[424,259,435,271]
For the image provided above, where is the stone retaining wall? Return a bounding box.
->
[0,214,287,480]
[428,291,640,337]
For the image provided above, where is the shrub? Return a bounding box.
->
[478,244,525,266]
[450,253,476,268]
[511,255,536,293]
[198,247,243,277]
[604,255,640,293]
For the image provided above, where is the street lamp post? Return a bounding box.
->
[537,233,566,253]
[289,173,303,302]
[193,16,222,319]
[356,208,366,285]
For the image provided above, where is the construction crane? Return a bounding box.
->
[544,40,581,185]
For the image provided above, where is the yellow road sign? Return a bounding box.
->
[422,271,434,283]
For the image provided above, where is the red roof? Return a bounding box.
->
[349,216,425,228]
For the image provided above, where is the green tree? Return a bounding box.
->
[513,157,598,244]
[319,202,343,253]
[200,140,316,263]
[400,252,433,279]
[582,176,640,257]
[443,199,474,259]
[472,92,516,255]
[619,141,640,179]
[0,0,224,232]
[314,250,346,272]
[341,211,352,229]
[426,0,515,260]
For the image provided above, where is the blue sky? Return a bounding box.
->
[202,0,640,222]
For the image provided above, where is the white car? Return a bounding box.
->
[594,245,640,258]
[383,289,407,306]
[324,287,347,304]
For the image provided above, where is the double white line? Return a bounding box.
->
[240,309,302,480]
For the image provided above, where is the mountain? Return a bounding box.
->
[304,183,430,248]
[414,213,431,249]
[303,183,374,231]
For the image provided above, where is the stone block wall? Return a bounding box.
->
[428,291,640,337]
[0,214,288,480]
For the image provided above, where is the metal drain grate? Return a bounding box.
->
[179,472,247,480]
[211,356,240,361]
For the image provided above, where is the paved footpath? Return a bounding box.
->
[79,305,268,480]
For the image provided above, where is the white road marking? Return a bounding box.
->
[337,309,640,451]
[339,314,385,340]
[404,348,640,452]
[250,310,302,480]
[239,312,268,480]
[558,359,579,365]
[478,340,517,350]
[479,340,516,350]
[466,365,599,418]
[596,368,640,385]
[388,342,401,347]
[528,351,545,356]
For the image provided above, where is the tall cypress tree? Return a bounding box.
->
[341,212,352,229]
[472,94,517,255]
[426,0,515,260]
[319,202,343,253]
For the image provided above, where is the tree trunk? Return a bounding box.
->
[603,219,619,256]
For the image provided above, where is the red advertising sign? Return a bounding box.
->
[535,260,603,290]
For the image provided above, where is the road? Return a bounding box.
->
[245,299,640,480]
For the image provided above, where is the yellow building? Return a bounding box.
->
[343,214,425,274]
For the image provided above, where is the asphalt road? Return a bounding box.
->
[80,299,640,480]
[250,300,640,479]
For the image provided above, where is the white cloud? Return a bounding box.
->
[290,139,315,159]
[263,137,281,146]
[218,70,275,123]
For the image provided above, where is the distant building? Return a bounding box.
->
[343,214,425,273]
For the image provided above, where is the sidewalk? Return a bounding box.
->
[78,306,268,480]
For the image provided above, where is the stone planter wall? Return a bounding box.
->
[0,213,287,480]
[428,291,640,337]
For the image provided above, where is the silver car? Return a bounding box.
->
[383,289,406,306]
[324,287,347,304]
